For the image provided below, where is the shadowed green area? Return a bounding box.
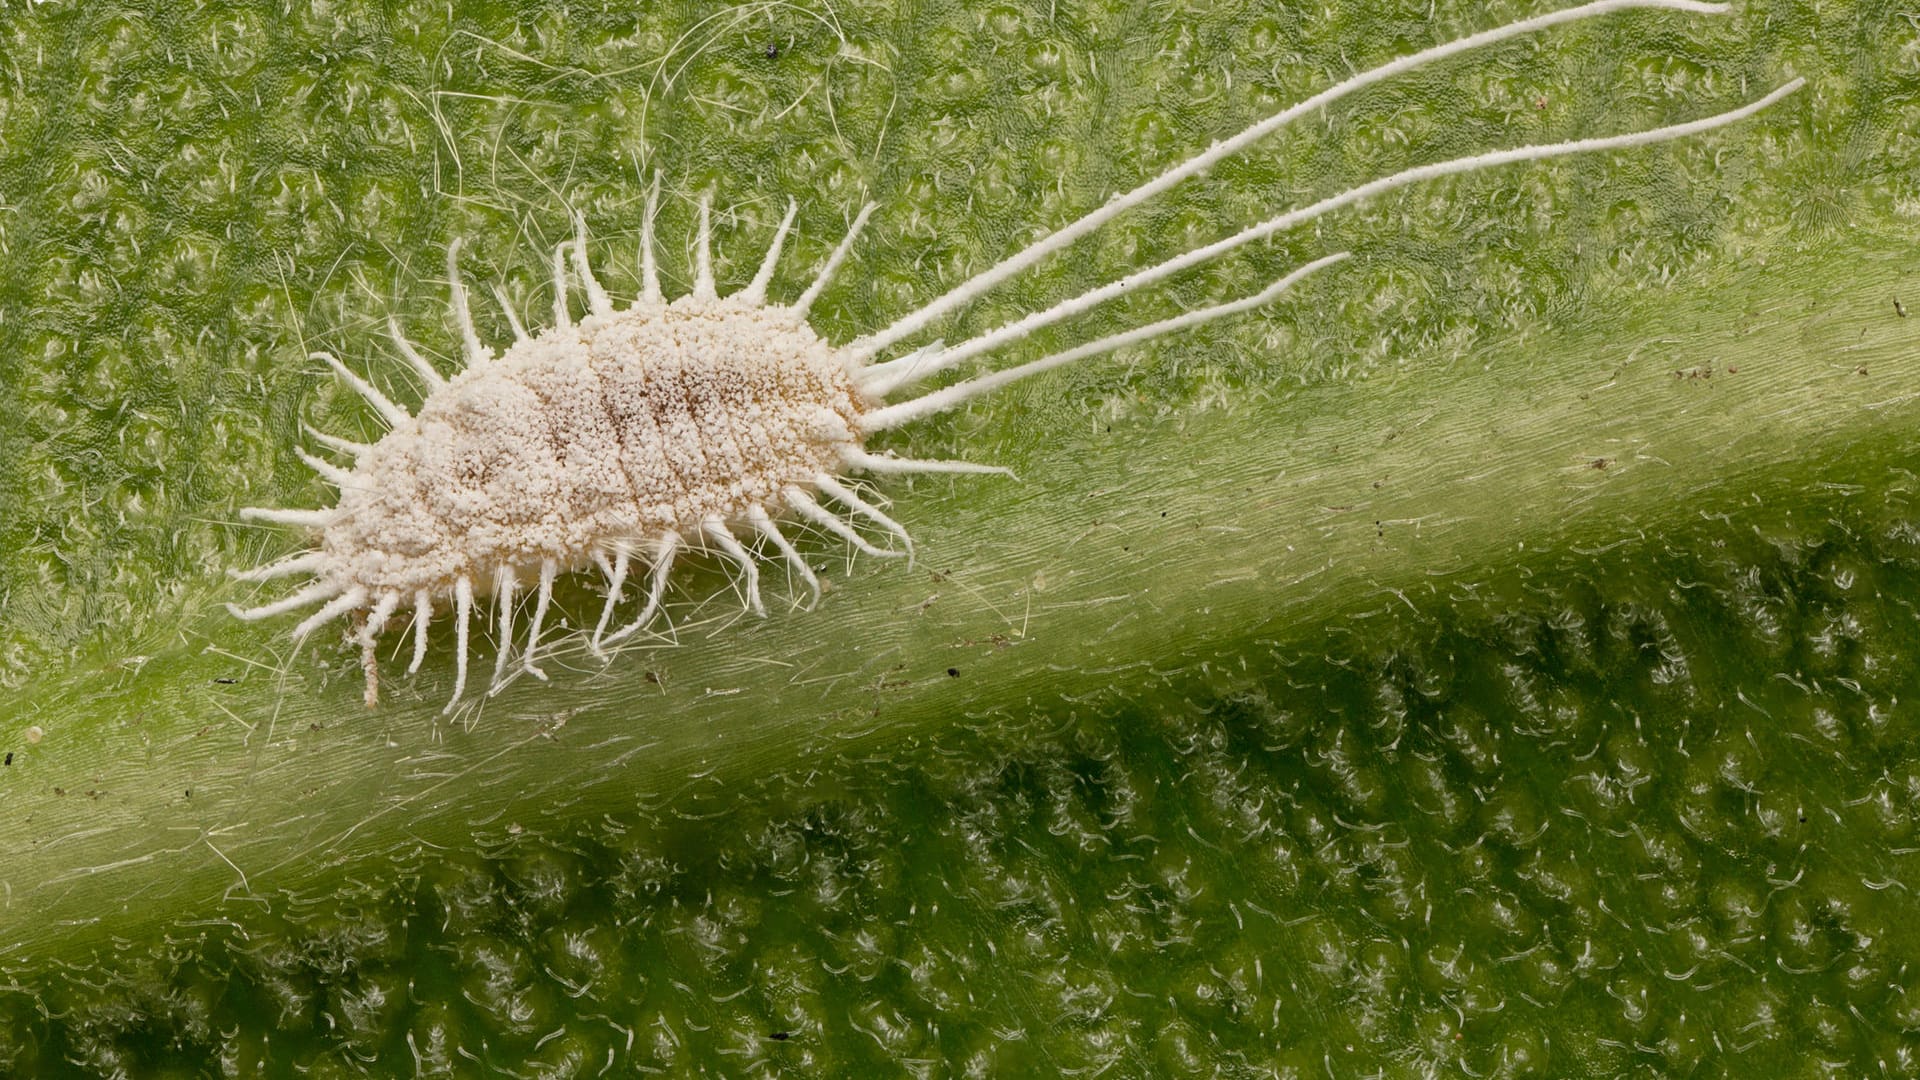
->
[1,0,1918,1074]
[10,463,1920,1075]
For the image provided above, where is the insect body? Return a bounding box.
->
[229,0,1800,712]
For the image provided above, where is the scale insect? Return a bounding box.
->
[229,0,1801,713]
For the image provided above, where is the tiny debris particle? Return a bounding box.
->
[24,726,43,745]
[3,752,11,766]
[1896,299,1908,318]
[214,677,237,685]
[947,667,960,677]
[769,1032,791,1041]
[765,43,779,59]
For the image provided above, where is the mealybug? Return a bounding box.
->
[229,0,1800,712]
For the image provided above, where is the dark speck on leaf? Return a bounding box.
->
[948,668,960,677]
[214,677,236,685]
[3,752,11,766]
[766,44,779,59]
[769,1031,791,1041]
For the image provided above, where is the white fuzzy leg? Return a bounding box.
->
[867,253,1349,430]
[359,590,400,645]
[291,586,368,645]
[784,486,901,559]
[571,215,613,318]
[522,559,557,681]
[447,238,493,367]
[702,518,765,617]
[295,448,357,489]
[239,506,340,528]
[604,531,680,646]
[550,243,573,330]
[445,576,473,714]
[230,549,328,584]
[853,339,941,386]
[387,317,447,391]
[227,580,342,621]
[408,589,432,675]
[313,350,411,430]
[590,543,632,657]
[851,0,1734,359]
[840,448,1015,478]
[357,590,401,707]
[810,476,915,562]
[791,203,876,320]
[747,505,820,610]
[492,285,530,342]
[693,195,718,300]
[491,566,518,689]
[639,173,663,305]
[739,199,799,306]
[304,424,370,458]
[230,551,327,583]
[866,81,1804,396]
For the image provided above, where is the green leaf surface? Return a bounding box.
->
[1,0,1918,1073]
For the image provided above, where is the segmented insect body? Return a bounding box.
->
[229,0,1801,712]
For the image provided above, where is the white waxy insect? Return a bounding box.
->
[229,0,1801,713]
